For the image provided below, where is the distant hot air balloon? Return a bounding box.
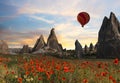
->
[77,12,90,27]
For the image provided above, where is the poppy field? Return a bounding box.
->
[0,54,120,83]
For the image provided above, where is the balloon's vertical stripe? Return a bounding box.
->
[84,13,90,24]
[77,15,85,26]
[79,13,86,25]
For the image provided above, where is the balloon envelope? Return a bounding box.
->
[77,12,90,27]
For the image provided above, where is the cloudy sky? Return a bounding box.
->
[0,0,120,49]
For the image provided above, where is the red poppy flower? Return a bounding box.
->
[109,75,113,80]
[38,77,42,80]
[113,58,119,65]
[18,77,22,83]
[25,71,29,75]
[112,79,116,83]
[56,65,61,70]
[63,66,69,72]
[101,72,107,77]
[83,78,88,83]
[62,77,66,81]
[11,71,15,74]
[46,71,51,79]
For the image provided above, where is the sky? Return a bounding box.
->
[0,0,120,49]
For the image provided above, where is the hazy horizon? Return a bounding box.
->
[0,0,120,49]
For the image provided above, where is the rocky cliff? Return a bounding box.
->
[32,35,46,52]
[47,28,63,52]
[97,12,120,58]
[75,40,83,58]
[20,45,31,54]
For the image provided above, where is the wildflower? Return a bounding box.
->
[30,78,33,81]
[62,77,66,81]
[109,75,116,83]
[4,64,7,69]
[15,75,18,78]
[63,66,69,72]
[33,73,37,76]
[4,64,7,68]
[38,77,42,80]
[24,75,27,78]
[50,69,54,74]
[112,79,116,83]
[30,59,34,65]
[101,72,107,77]
[18,77,22,83]
[11,71,15,74]
[6,71,9,75]
[97,62,102,68]
[26,78,30,82]
[109,75,113,80]
[37,67,45,72]
[25,71,29,75]
[118,70,120,72]
[46,71,51,79]
[56,65,61,70]
[95,73,100,77]
[83,78,88,83]
[113,58,119,65]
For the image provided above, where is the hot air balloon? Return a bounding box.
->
[77,12,90,27]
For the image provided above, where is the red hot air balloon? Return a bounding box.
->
[77,12,90,27]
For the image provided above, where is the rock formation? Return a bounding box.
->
[20,45,31,54]
[84,44,89,54]
[47,28,63,52]
[9,48,21,55]
[31,28,63,54]
[75,40,83,58]
[0,40,8,54]
[97,12,120,58]
[94,43,98,53]
[32,35,46,52]
[89,43,94,52]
